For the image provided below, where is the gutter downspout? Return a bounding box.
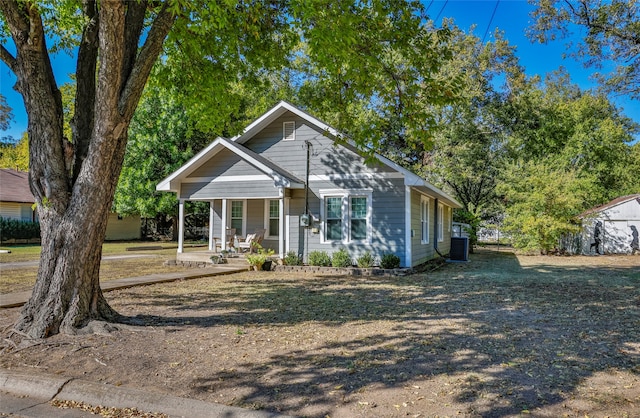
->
[434,198,444,258]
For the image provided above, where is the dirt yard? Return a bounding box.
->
[1,249,639,417]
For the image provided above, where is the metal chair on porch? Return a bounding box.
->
[238,229,266,253]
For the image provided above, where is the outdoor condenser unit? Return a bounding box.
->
[450,237,469,261]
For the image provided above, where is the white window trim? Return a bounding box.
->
[264,199,280,238]
[283,121,295,141]
[319,189,372,244]
[227,199,247,237]
[421,195,430,244]
[438,203,444,242]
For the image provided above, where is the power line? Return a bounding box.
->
[482,0,500,43]
[434,0,448,23]
[425,0,435,13]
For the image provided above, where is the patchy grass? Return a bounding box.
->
[0,241,209,263]
[0,256,195,294]
[0,241,201,294]
[1,249,638,418]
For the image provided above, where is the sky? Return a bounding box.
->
[1,0,638,141]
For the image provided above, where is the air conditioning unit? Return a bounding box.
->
[450,237,469,261]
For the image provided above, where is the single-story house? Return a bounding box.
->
[157,101,461,267]
[578,194,640,255]
[0,168,37,222]
[0,168,141,241]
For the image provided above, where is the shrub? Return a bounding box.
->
[331,248,352,267]
[308,250,331,266]
[356,251,374,268]
[0,217,41,241]
[380,253,401,269]
[284,251,303,266]
[245,245,275,270]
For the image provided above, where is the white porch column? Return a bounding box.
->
[178,199,185,253]
[208,200,215,251]
[221,198,228,251]
[284,197,290,254]
[279,189,285,258]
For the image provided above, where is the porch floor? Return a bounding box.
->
[176,250,248,264]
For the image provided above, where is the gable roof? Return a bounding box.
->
[157,101,461,208]
[157,136,305,192]
[579,194,640,218]
[235,101,460,207]
[0,169,35,204]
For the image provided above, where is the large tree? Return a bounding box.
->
[0,1,179,338]
[528,0,640,98]
[0,0,456,338]
[421,24,523,248]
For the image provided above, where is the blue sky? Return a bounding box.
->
[1,0,638,141]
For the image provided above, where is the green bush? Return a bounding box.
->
[331,248,352,267]
[0,217,41,241]
[284,251,303,266]
[356,251,374,268]
[308,250,331,266]
[380,253,401,269]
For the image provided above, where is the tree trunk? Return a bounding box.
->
[16,204,120,337]
[1,0,175,338]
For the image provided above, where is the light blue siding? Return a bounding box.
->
[180,181,281,200]
[236,111,410,265]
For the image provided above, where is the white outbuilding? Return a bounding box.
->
[578,194,640,255]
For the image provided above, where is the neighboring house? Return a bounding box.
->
[0,168,37,222]
[0,168,141,241]
[578,194,640,255]
[105,213,143,241]
[157,101,461,267]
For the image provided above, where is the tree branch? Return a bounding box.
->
[0,0,30,42]
[118,2,176,120]
[0,44,17,73]
[122,0,148,84]
[71,0,99,183]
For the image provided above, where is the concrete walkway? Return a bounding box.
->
[0,254,158,270]
[0,265,246,309]
[0,370,291,418]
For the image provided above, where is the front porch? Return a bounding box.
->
[175,195,293,260]
[174,248,250,267]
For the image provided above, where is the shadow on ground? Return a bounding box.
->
[114,249,639,417]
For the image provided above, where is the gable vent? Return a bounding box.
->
[283,121,295,141]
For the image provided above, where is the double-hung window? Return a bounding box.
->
[350,196,367,241]
[321,190,372,243]
[420,196,429,244]
[325,196,343,241]
[267,200,279,237]
[230,200,244,236]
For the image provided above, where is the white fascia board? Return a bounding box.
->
[373,152,461,208]
[156,136,300,192]
[156,137,227,192]
[223,139,303,188]
[233,101,339,144]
